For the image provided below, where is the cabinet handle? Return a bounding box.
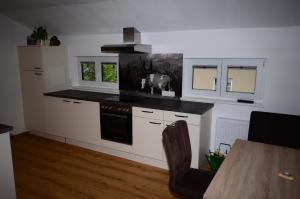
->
[34,72,42,76]
[62,100,71,103]
[34,67,41,70]
[73,101,82,104]
[175,114,188,118]
[142,110,154,113]
[149,121,161,125]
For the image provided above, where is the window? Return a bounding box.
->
[221,59,264,100]
[183,59,222,97]
[184,58,265,102]
[193,66,217,91]
[101,62,117,83]
[78,56,118,90]
[226,66,256,93]
[81,62,96,81]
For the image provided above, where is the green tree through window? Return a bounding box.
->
[81,62,96,81]
[102,63,117,83]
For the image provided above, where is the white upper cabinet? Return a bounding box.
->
[18,46,42,70]
[18,46,68,70]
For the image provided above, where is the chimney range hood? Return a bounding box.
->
[101,27,152,54]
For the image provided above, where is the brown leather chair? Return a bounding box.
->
[162,120,214,199]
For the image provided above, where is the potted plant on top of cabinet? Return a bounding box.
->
[31,26,48,45]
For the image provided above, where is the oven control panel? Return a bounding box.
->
[100,102,132,114]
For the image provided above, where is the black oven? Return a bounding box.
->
[100,102,132,145]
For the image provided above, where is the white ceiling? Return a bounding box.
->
[1,0,300,35]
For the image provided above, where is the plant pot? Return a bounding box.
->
[37,40,46,46]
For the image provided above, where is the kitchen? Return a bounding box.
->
[1,0,300,198]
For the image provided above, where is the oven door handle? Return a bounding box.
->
[101,112,128,119]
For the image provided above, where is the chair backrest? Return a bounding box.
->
[162,120,192,183]
[248,111,300,149]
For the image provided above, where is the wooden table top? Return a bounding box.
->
[204,139,300,199]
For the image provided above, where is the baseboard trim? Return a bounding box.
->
[66,138,168,170]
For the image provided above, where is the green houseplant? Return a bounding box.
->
[31,26,48,45]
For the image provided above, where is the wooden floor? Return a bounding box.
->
[11,133,176,199]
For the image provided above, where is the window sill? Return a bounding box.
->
[181,95,264,108]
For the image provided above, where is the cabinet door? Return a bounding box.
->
[163,121,200,168]
[66,100,100,145]
[18,47,42,70]
[44,97,71,137]
[133,116,164,160]
[41,47,68,68]
[20,71,45,132]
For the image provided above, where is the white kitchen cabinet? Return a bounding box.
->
[44,96,100,145]
[44,97,71,138]
[132,107,163,120]
[132,107,209,168]
[133,108,164,160]
[18,46,68,133]
[18,46,68,71]
[18,46,42,70]
[66,99,100,145]
[20,71,46,132]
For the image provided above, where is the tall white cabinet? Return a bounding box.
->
[18,46,69,132]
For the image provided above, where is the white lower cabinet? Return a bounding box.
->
[67,99,100,145]
[132,107,205,168]
[42,98,211,170]
[133,117,164,160]
[133,107,164,160]
[163,111,202,168]
[44,96,69,137]
[44,96,100,144]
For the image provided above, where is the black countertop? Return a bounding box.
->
[0,124,13,134]
[44,89,214,115]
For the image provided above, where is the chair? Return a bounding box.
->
[162,120,214,199]
[248,111,300,149]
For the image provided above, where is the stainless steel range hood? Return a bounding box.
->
[101,27,152,54]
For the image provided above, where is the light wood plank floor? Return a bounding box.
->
[11,133,176,199]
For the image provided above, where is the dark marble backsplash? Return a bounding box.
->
[119,53,183,98]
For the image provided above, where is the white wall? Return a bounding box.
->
[0,14,30,134]
[61,26,300,149]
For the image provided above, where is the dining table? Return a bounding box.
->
[204,139,300,199]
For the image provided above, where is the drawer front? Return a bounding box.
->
[164,111,200,125]
[18,46,42,70]
[133,107,163,120]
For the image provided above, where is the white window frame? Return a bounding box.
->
[221,59,264,101]
[183,58,265,104]
[183,59,222,97]
[77,56,119,90]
